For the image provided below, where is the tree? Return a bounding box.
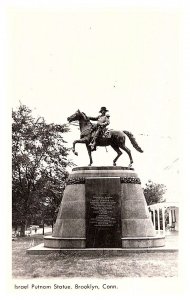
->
[143,180,167,206]
[12,104,72,236]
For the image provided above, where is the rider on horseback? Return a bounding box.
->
[67,108,143,166]
[88,107,110,151]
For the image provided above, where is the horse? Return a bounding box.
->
[67,109,143,167]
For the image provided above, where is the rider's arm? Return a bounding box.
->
[88,116,99,121]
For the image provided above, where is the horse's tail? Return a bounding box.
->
[123,131,143,153]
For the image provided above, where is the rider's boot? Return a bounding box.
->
[89,127,100,151]
[89,139,97,151]
[90,142,97,151]
[89,140,94,147]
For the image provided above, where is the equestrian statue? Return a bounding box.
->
[67,107,143,167]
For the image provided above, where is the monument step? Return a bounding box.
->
[27,243,177,255]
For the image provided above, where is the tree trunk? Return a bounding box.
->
[14,225,18,234]
[42,221,45,235]
[20,223,25,237]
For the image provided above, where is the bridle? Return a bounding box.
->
[68,122,79,127]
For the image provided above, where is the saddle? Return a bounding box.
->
[102,129,111,139]
[91,126,111,139]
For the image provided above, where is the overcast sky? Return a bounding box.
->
[8,3,180,200]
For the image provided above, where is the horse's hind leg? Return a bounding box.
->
[111,144,122,166]
[120,144,133,167]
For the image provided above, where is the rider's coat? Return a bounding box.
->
[88,114,110,128]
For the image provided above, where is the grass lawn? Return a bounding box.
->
[12,235,178,278]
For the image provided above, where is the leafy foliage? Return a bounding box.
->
[143,180,167,206]
[12,104,72,235]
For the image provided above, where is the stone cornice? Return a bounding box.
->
[66,176,141,185]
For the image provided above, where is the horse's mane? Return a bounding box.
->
[81,112,89,121]
[81,112,93,127]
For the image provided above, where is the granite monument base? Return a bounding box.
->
[43,166,165,249]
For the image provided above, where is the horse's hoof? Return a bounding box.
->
[113,162,116,166]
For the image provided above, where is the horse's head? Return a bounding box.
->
[67,109,82,123]
[67,109,88,123]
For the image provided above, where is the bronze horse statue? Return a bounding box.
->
[67,109,143,167]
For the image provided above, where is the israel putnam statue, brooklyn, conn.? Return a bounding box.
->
[67,107,143,167]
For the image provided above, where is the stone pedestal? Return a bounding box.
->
[44,167,165,248]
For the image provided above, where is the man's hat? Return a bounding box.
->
[99,106,109,113]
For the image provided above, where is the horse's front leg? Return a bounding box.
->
[72,138,87,156]
[86,145,93,166]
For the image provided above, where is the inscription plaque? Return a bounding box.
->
[86,177,122,248]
